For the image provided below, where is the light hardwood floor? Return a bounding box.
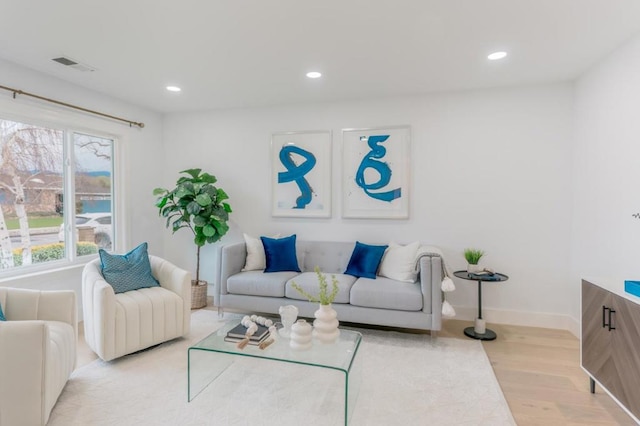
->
[77,314,635,425]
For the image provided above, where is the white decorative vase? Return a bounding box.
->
[278,304,299,338]
[289,319,313,350]
[467,263,482,274]
[313,304,340,344]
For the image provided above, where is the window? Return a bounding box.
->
[0,117,115,272]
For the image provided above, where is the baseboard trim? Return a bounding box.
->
[451,305,580,338]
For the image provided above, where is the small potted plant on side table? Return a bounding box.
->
[153,168,232,309]
[464,248,485,274]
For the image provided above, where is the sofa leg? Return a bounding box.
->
[430,330,438,340]
[217,307,224,319]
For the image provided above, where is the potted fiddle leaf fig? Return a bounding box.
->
[153,168,232,308]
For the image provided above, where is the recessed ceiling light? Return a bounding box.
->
[487,51,507,61]
[306,71,322,79]
[166,86,181,92]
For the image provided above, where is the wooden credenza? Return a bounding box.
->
[581,279,640,423]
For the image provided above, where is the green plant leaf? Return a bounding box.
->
[203,224,216,237]
[200,173,218,184]
[223,202,232,213]
[175,185,193,199]
[195,193,212,207]
[193,215,207,227]
[186,201,201,215]
[216,188,229,202]
[213,221,229,235]
[152,188,167,196]
[194,233,207,247]
[181,168,202,179]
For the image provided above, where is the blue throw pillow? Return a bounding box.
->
[0,301,5,321]
[99,242,160,294]
[344,241,388,279]
[261,235,301,273]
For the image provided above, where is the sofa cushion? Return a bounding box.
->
[285,272,356,304]
[350,276,423,311]
[262,235,301,273]
[242,233,280,271]
[344,241,388,279]
[228,270,299,297]
[114,287,186,356]
[379,241,420,283]
[298,241,354,274]
[99,242,160,294]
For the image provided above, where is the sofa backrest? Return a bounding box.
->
[297,240,356,274]
[0,287,76,327]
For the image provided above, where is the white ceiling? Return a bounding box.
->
[1,1,640,113]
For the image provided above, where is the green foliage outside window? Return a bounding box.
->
[12,242,98,266]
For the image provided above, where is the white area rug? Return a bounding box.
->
[49,311,515,425]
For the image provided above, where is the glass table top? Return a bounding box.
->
[190,320,362,372]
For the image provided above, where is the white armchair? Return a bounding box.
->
[0,287,77,426]
[82,255,191,361]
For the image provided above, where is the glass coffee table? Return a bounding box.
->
[188,320,362,425]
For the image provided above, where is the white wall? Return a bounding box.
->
[0,58,164,317]
[571,33,640,321]
[163,84,575,329]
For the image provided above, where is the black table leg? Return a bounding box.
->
[464,280,497,341]
[478,280,483,319]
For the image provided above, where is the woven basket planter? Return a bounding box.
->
[191,280,208,309]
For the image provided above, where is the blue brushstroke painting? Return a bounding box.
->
[278,145,316,209]
[355,135,401,202]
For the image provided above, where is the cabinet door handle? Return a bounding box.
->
[608,308,616,331]
[602,305,609,328]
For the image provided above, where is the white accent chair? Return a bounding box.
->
[0,288,77,426]
[82,255,191,361]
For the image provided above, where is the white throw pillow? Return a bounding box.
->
[379,241,420,282]
[242,233,280,271]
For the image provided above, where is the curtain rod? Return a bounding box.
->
[0,84,144,129]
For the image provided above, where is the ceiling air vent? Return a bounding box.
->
[52,56,96,72]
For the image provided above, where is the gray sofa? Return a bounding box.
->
[216,240,444,332]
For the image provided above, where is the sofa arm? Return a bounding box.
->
[149,255,191,333]
[150,255,191,296]
[217,242,247,299]
[0,320,50,426]
[419,255,443,331]
[82,260,117,361]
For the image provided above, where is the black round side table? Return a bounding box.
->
[453,270,509,341]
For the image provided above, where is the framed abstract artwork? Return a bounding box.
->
[271,130,332,218]
[342,126,410,219]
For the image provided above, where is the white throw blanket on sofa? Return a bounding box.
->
[416,245,457,317]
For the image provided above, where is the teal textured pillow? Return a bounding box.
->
[0,301,5,321]
[261,235,301,273]
[344,241,388,279]
[99,242,160,294]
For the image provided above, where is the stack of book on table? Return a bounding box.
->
[468,270,501,281]
[224,322,271,345]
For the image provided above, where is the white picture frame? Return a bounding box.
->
[271,130,332,218]
[342,126,410,219]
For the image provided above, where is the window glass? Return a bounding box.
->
[0,118,115,272]
[73,133,114,253]
[75,216,90,225]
